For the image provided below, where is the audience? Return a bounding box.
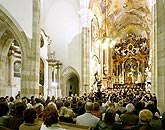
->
[0,86,164,130]
[92,102,102,120]
[0,102,12,127]
[59,100,75,123]
[8,102,26,130]
[131,109,159,130]
[40,105,66,130]
[76,102,100,127]
[145,101,162,129]
[94,107,122,130]
[19,108,41,130]
[120,103,139,126]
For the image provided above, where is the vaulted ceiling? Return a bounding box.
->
[89,0,152,41]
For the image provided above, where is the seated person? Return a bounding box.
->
[0,102,12,127]
[19,108,41,130]
[92,102,102,120]
[8,102,26,130]
[146,101,162,129]
[120,103,138,126]
[59,100,75,123]
[76,102,100,127]
[94,107,122,130]
[40,105,66,130]
[131,109,160,130]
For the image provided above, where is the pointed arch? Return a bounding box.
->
[0,5,30,57]
[61,66,80,97]
[0,5,30,96]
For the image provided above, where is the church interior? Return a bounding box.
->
[0,0,165,113]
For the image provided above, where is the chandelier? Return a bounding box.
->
[97,0,116,48]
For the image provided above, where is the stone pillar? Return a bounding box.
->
[7,54,13,96]
[0,55,7,96]
[47,64,53,96]
[151,2,157,94]
[21,0,40,98]
[156,0,165,113]
[79,8,94,95]
[55,61,62,98]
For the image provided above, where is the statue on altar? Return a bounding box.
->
[137,72,142,83]
[119,73,124,83]
[145,67,151,82]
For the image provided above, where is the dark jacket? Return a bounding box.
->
[0,115,12,127]
[131,124,160,130]
[94,121,122,130]
[0,126,12,130]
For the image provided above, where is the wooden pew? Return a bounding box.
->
[122,125,132,130]
[59,122,91,130]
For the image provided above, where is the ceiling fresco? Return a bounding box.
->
[89,0,152,41]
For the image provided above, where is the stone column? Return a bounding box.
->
[47,63,53,96]
[156,0,165,113]
[151,2,157,94]
[55,61,62,98]
[79,8,94,95]
[0,55,7,96]
[7,54,13,96]
[21,0,40,98]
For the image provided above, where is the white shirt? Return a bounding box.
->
[76,112,100,127]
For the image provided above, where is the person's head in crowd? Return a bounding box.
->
[12,102,26,117]
[51,96,56,102]
[85,102,94,113]
[104,107,116,125]
[30,96,36,105]
[15,94,20,100]
[42,105,59,127]
[135,102,145,111]
[0,102,9,116]
[34,98,44,118]
[35,98,42,104]
[55,99,63,110]
[47,101,57,110]
[9,96,14,103]
[23,108,37,123]
[126,103,135,113]
[93,102,100,112]
[64,100,71,108]
[22,96,27,104]
[8,96,15,111]
[0,97,6,102]
[139,109,153,123]
[5,96,9,102]
[145,101,157,116]
[106,101,115,109]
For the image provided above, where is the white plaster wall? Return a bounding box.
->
[41,0,82,77]
[0,0,32,38]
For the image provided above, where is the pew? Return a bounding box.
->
[59,122,91,130]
